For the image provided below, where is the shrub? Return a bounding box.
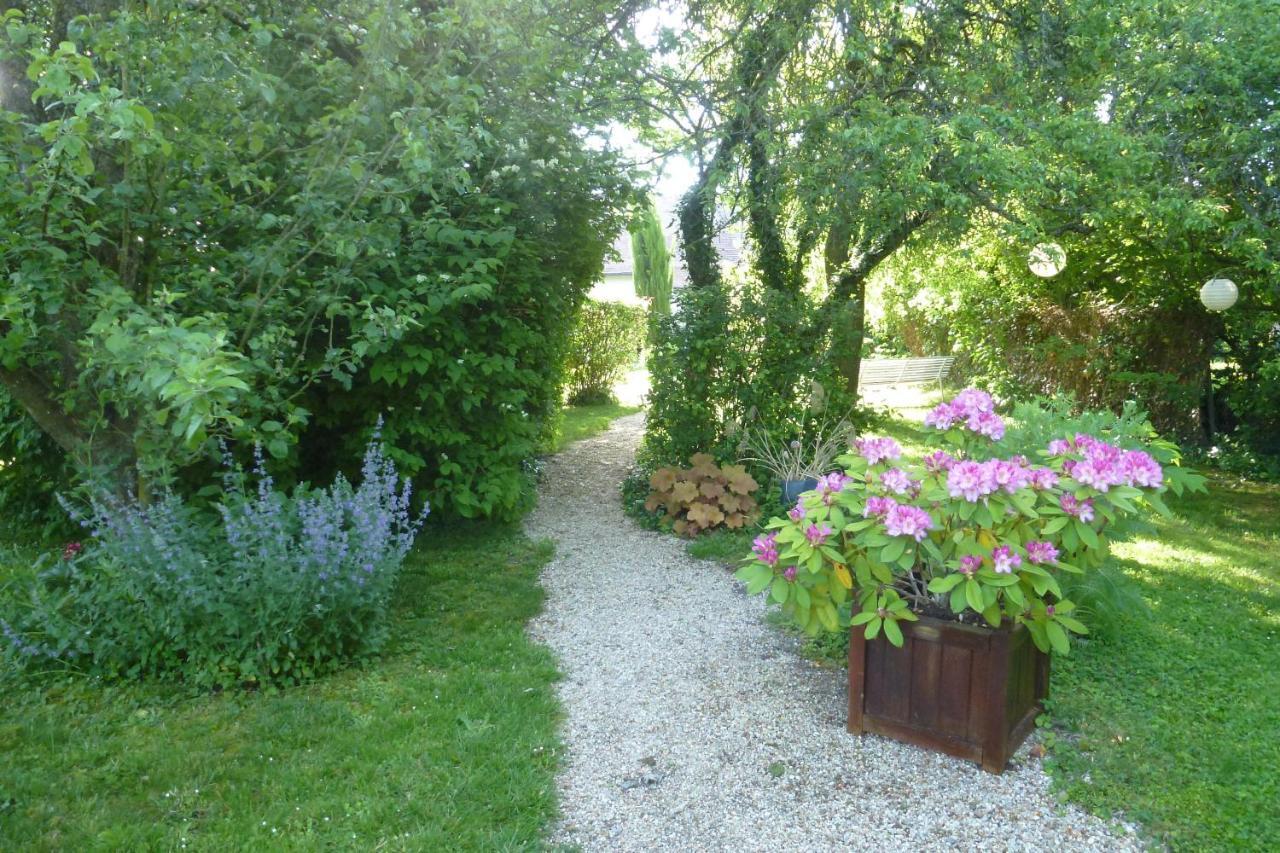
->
[563,301,646,405]
[737,389,1205,652]
[1,437,427,687]
[644,453,760,537]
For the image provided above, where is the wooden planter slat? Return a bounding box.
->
[847,614,1049,774]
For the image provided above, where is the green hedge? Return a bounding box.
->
[563,300,646,406]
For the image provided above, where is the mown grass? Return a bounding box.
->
[0,524,562,851]
[549,401,641,453]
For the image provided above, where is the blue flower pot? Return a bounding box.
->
[780,477,819,507]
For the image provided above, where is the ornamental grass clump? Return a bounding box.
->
[737,389,1205,653]
[1,434,427,687]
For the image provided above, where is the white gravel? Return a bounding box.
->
[526,413,1140,852]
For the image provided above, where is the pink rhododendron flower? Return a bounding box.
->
[1047,438,1073,456]
[1030,467,1059,489]
[804,523,833,547]
[783,565,798,582]
[991,545,1022,574]
[967,410,1006,440]
[1121,450,1163,488]
[959,554,982,575]
[855,437,903,466]
[924,450,956,473]
[879,467,914,495]
[884,504,933,541]
[1025,540,1059,564]
[752,532,779,566]
[788,499,806,522]
[947,460,996,502]
[1060,493,1096,522]
[816,471,853,505]
[990,459,1031,493]
[924,402,960,430]
[863,496,897,518]
[952,388,995,416]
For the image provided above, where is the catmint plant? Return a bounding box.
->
[1,431,427,687]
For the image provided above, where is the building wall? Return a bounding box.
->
[588,273,645,306]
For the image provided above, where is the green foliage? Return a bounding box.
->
[0,523,564,849]
[0,1,638,519]
[2,439,424,688]
[563,301,645,406]
[630,197,673,315]
[644,282,857,470]
[644,453,760,537]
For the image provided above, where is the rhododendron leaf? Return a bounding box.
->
[816,602,838,632]
[1056,615,1089,634]
[928,573,964,593]
[881,539,907,563]
[1145,492,1171,517]
[899,609,919,622]
[896,551,915,571]
[975,505,994,527]
[820,545,844,563]
[870,561,894,584]
[883,617,904,646]
[1026,621,1050,653]
[1076,521,1100,549]
[1004,583,1026,607]
[830,580,848,604]
[1110,495,1137,514]
[1041,516,1069,535]
[807,552,823,573]
[982,603,1002,627]
[864,616,882,639]
[795,585,811,609]
[850,610,875,626]
[834,564,853,589]
[1045,621,1071,655]
[1011,494,1038,517]
[965,578,985,613]
[771,577,789,603]
[1056,561,1083,574]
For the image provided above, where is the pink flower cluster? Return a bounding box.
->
[816,471,853,505]
[804,523,834,547]
[959,554,982,575]
[945,457,1063,503]
[1025,540,1060,564]
[1060,493,1095,522]
[991,545,1022,574]
[924,450,956,473]
[788,499,806,521]
[863,495,897,517]
[752,532,779,566]
[1053,434,1163,492]
[924,388,1006,440]
[855,437,902,466]
[884,504,934,541]
[879,467,917,496]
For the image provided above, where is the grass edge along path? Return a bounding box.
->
[0,524,563,851]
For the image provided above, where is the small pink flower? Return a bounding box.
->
[783,565,798,582]
[863,496,897,518]
[884,504,933,541]
[967,410,1006,441]
[752,532,779,567]
[924,450,956,473]
[1047,438,1073,456]
[788,500,806,522]
[1025,540,1059,564]
[855,437,903,466]
[62,542,83,561]
[879,467,913,495]
[959,555,982,575]
[924,402,960,430]
[804,523,833,547]
[991,545,1022,574]
[1030,467,1059,489]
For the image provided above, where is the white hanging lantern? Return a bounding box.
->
[1199,277,1238,312]
[1028,242,1066,278]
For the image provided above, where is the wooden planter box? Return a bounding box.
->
[847,614,1049,773]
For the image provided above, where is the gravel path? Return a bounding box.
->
[526,414,1139,852]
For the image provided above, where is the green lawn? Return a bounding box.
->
[0,525,563,851]
[686,415,1280,850]
[549,401,641,453]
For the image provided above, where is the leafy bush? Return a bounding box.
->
[1,437,426,687]
[563,301,646,405]
[644,453,760,537]
[737,389,1205,651]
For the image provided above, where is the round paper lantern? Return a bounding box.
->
[1199,277,1238,312]
[1028,243,1066,278]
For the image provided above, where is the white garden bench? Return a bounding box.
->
[859,356,955,388]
